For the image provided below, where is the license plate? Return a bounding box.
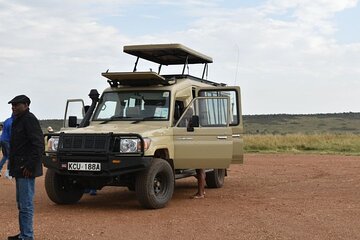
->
[67,162,101,171]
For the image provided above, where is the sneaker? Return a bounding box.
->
[8,233,20,239]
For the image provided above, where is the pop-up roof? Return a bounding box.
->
[123,43,213,65]
[103,43,215,87]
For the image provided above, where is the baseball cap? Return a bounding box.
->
[8,95,31,105]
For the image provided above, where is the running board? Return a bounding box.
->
[174,169,213,180]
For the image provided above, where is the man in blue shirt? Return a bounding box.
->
[0,115,13,178]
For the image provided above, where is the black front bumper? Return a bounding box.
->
[43,132,151,177]
[42,154,152,177]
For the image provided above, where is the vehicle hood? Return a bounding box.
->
[60,123,169,137]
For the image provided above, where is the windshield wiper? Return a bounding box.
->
[131,116,165,124]
[100,115,130,124]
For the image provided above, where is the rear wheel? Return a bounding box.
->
[205,169,226,188]
[45,169,84,204]
[135,158,174,209]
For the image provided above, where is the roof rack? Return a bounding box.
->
[102,71,176,87]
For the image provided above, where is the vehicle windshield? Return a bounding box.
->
[93,91,170,121]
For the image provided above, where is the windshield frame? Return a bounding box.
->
[92,90,171,122]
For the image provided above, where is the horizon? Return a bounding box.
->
[26,111,359,121]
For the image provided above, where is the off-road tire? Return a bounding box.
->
[45,169,84,204]
[135,158,174,209]
[205,169,226,188]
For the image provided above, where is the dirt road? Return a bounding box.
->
[1,154,360,240]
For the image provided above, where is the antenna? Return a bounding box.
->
[234,43,240,86]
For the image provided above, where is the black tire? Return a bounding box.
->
[135,158,174,209]
[45,169,84,204]
[205,169,226,188]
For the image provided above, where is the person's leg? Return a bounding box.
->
[0,155,6,171]
[2,141,11,179]
[4,141,10,171]
[192,169,205,198]
[8,179,22,239]
[197,169,205,196]
[0,141,7,171]
[16,177,35,240]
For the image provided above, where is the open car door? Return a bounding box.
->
[63,99,85,128]
[173,95,232,169]
[197,87,244,164]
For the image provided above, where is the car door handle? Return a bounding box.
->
[217,136,228,140]
[177,137,193,140]
[232,134,240,138]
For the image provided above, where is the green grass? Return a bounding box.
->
[244,134,360,155]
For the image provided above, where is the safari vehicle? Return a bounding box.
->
[43,43,243,209]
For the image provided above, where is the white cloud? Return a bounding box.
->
[163,0,360,114]
[0,0,359,121]
[0,1,132,120]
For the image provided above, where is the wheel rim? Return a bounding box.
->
[153,173,166,195]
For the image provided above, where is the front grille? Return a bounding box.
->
[59,134,110,152]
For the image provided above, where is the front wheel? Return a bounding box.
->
[45,169,84,204]
[205,169,226,188]
[135,158,174,209]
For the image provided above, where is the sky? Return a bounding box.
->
[0,0,359,120]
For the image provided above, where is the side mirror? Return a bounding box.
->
[187,115,199,132]
[68,116,78,128]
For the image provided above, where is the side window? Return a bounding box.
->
[176,105,194,127]
[199,90,239,126]
[198,98,228,127]
[176,97,229,128]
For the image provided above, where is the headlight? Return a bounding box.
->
[47,136,59,151]
[119,137,151,153]
[120,139,140,153]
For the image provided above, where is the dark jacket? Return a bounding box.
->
[9,109,44,178]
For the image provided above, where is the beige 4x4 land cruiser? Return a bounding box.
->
[43,43,244,209]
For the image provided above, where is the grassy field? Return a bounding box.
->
[243,113,360,155]
[38,112,360,155]
[244,134,360,155]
